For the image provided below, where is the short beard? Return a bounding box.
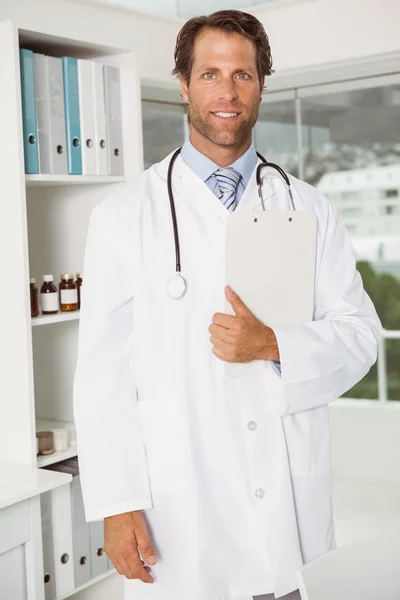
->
[187,97,260,147]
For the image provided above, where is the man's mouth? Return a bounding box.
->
[211,112,240,119]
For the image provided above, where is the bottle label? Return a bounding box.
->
[61,289,78,305]
[41,292,59,312]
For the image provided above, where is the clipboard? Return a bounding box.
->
[224,210,317,378]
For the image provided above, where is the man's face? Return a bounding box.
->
[180,28,264,148]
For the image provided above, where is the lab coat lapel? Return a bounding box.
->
[178,157,230,223]
[155,152,278,218]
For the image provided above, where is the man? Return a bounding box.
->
[73,10,381,600]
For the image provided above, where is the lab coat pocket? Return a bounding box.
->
[283,405,331,477]
[136,400,190,493]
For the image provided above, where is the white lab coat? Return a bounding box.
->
[73,151,382,600]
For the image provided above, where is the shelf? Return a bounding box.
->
[32,311,80,327]
[37,447,78,468]
[36,419,77,467]
[58,569,116,600]
[25,175,125,187]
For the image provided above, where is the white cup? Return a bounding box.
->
[52,428,69,452]
[65,423,77,447]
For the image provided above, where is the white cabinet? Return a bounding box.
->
[0,545,28,600]
[0,463,73,600]
[0,12,141,599]
[0,501,30,600]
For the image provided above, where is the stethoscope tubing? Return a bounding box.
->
[167,147,184,274]
[166,146,295,280]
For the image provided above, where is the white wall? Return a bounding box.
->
[7,0,395,86]
[0,0,180,82]
[60,0,400,79]
[249,0,400,73]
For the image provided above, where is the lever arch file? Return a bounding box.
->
[103,65,123,176]
[20,49,39,174]
[33,53,68,174]
[62,56,83,175]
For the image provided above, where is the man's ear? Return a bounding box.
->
[179,75,189,104]
[259,76,265,101]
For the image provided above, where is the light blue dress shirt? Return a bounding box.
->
[181,138,257,204]
[180,139,282,375]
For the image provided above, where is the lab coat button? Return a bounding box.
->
[255,488,265,499]
[247,421,257,431]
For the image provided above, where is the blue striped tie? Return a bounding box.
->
[214,167,241,212]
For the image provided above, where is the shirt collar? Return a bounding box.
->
[180,138,257,186]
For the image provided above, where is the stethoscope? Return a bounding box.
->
[166,147,297,300]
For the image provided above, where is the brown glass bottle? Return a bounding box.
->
[76,272,83,310]
[59,274,78,312]
[30,278,39,317]
[40,275,59,314]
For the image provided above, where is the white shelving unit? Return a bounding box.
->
[37,448,78,468]
[36,418,77,467]
[0,15,142,600]
[32,312,80,327]
[26,175,125,187]
[57,570,115,600]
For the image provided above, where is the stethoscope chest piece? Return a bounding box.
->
[167,273,187,299]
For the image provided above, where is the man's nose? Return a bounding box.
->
[218,78,239,102]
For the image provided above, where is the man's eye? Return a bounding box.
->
[204,73,215,80]
[237,73,250,80]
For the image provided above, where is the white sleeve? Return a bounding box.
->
[271,195,382,416]
[73,202,153,522]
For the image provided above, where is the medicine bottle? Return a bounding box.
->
[40,275,59,314]
[76,273,83,309]
[59,274,78,312]
[30,278,39,317]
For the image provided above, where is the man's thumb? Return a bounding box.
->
[136,524,157,565]
[225,285,250,317]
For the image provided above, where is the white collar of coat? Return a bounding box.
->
[153,148,276,213]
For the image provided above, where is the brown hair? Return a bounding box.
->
[172,10,274,85]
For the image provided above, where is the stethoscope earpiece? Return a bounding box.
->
[256,152,295,212]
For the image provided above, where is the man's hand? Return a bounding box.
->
[209,285,280,363]
[104,510,157,583]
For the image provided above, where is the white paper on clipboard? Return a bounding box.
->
[224,210,317,378]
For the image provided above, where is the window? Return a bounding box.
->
[341,191,362,202]
[380,204,400,216]
[340,207,363,217]
[141,101,187,169]
[300,80,400,400]
[254,94,299,176]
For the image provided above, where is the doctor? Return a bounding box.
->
[73,9,382,600]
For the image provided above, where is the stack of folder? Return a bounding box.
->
[20,49,123,176]
[41,457,110,599]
